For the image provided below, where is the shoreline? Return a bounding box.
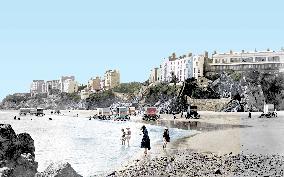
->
[103,111,284,176]
[2,110,284,176]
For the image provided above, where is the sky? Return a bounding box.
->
[0,0,284,101]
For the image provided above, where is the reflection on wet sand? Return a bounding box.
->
[140,119,251,132]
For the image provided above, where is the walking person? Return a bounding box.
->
[163,128,170,149]
[121,129,126,145]
[141,125,151,155]
[126,127,131,146]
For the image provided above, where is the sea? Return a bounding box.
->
[0,111,196,177]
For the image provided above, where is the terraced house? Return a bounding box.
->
[206,49,284,76]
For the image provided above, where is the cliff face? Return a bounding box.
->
[0,92,124,110]
[0,124,38,177]
[212,73,265,111]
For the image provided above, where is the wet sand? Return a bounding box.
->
[105,111,284,176]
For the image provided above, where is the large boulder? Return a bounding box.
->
[36,162,82,177]
[0,124,38,177]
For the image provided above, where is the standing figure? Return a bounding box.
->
[121,129,126,145]
[141,125,151,155]
[173,113,176,119]
[248,111,252,118]
[126,127,131,146]
[163,128,170,149]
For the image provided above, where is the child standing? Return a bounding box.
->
[121,129,126,145]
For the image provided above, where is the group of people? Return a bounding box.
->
[121,125,171,155]
[121,127,131,146]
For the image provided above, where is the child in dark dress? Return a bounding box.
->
[163,128,170,149]
[141,125,151,155]
[121,129,126,145]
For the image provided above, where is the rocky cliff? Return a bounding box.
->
[212,73,265,111]
[0,124,38,177]
[0,124,82,177]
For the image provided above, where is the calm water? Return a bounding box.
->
[0,111,195,177]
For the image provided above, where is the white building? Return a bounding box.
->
[207,50,284,75]
[192,55,205,79]
[30,80,46,96]
[63,79,78,93]
[159,53,204,82]
[46,80,60,94]
[80,89,90,100]
[60,76,75,92]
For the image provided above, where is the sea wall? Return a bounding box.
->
[187,97,231,111]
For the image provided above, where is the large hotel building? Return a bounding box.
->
[206,50,284,76]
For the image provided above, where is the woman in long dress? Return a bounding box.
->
[140,125,151,154]
[163,128,170,149]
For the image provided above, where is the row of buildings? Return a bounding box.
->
[149,49,284,83]
[30,70,120,98]
[30,76,77,96]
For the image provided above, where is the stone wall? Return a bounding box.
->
[187,97,231,111]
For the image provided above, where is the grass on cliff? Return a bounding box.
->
[112,82,142,94]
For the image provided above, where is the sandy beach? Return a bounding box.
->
[104,111,284,176]
[2,109,284,176]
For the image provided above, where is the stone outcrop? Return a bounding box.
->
[0,124,38,177]
[0,124,82,177]
[35,162,82,177]
[212,73,265,111]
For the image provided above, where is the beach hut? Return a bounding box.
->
[115,107,130,120]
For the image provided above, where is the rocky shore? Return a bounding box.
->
[107,150,284,177]
[0,124,82,177]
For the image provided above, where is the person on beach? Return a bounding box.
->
[126,127,131,146]
[141,125,151,155]
[121,129,126,145]
[163,128,170,149]
[248,111,252,118]
[173,113,176,119]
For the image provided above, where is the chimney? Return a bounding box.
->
[242,50,245,53]
[204,51,208,58]
[230,50,233,54]
[213,50,217,55]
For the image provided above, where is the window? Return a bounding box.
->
[268,56,280,62]
[255,57,266,62]
[242,57,253,62]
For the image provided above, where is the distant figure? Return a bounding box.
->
[126,128,131,146]
[51,111,53,115]
[173,113,176,119]
[163,128,170,149]
[77,114,79,117]
[18,118,20,120]
[181,111,183,118]
[121,129,126,145]
[248,111,252,118]
[14,116,17,120]
[141,125,151,155]
[49,118,52,120]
